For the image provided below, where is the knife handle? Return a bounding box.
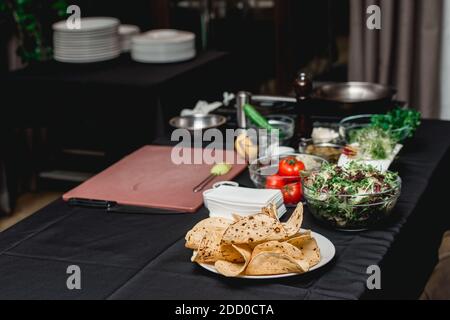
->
[193,174,216,193]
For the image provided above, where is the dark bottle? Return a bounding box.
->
[293,72,313,140]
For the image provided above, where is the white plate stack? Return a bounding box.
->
[119,25,140,52]
[203,186,287,219]
[131,29,196,63]
[53,17,121,63]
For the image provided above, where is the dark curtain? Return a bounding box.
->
[349,0,444,118]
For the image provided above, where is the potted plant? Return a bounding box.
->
[0,0,68,63]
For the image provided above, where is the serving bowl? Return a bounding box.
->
[169,114,227,131]
[302,174,402,231]
[248,114,295,145]
[248,153,328,189]
[339,114,412,142]
[299,140,343,164]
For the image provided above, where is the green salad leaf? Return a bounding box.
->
[371,107,421,140]
[304,162,399,197]
[348,127,396,160]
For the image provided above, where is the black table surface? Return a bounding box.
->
[1,50,234,164]
[2,51,228,88]
[0,120,450,300]
[1,50,231,132]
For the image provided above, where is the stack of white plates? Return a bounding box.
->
[131,29,196,63]
[119,25,140,52]
[53,17,121,63]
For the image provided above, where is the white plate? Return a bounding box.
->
[54,52,120,63]
[53,26,118,35]
[54,43,119,51]
[121,40,133,52]
[131,50,196,63]
[54,40,119,48]
[54,36,118,45]
[54,31,118,40]
[132,29,195,45]
[54,53,121,62]
[54,45,120,54]
[198,230,336,279]
[53,17,120,33]
[54,49,121,59]
[54,47,119,55]
[54,47,121,56]
[119,24,140,36]
[131,42,195,53]
[54,34,118,42]
[54,41,118,48]
[54,28,118,36]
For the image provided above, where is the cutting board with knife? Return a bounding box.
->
[63,145,247,213]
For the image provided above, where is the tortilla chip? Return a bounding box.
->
[286,235,321,268]
[221,214,288,246]
[191,250,198,262]
[246,252,309,276]
[285,230,312,242]
[194,231,244,264]
[193,231,223,263]
[185,217,232,250]
[232,214,244,222]
[282,203,304,237]
[252,241,304,261]
[285,232,313,246]
[220,244,246,263]
[215,244,252,277]
[261,202,279,220]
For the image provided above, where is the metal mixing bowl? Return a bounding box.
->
[169,114,227,131]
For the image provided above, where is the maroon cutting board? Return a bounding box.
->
[63,145,247,213]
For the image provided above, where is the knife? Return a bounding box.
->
[67,198,184,215]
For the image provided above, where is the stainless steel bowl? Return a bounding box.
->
[169,114,227,131]
[312,82,396,104]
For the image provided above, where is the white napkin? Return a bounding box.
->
[338,144,403,172]
[203,186,286,219]
[181,101,221,116]
[180,93,235,116]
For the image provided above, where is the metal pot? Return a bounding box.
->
[312,82,396,103]
[308,82,397,116]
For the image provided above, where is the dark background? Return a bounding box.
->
[0,0,350,91]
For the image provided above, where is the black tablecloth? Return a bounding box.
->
[0,120,449,300]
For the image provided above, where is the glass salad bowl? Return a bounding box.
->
[248,153,328,189]
[248,115,295,145]
[302,165,402,231]
[339,114,413,143]
[299,140,343,164]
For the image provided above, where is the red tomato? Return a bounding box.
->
[279,157,305,177]
[265,174,286,189]
[282,182,302,205]
[283,175,301,184]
